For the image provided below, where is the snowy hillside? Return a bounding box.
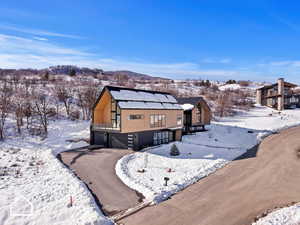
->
[0,120,112,225]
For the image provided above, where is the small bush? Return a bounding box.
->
[170,144,180,156]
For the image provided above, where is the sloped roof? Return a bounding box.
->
[257,81,298,90]
[106,86,177,103]
[176,97,205,105]
[177,97,211,112]
[96,86,182,110]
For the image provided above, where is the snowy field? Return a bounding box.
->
[0,120,112,225]
[253,204,300,225]
[116,106,300,204]
[215,105,300,131]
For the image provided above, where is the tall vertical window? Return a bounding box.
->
[111,99,120,128]
[177,115,182,126]
[196,107,202,122]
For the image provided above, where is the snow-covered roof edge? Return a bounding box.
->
[93,86,182,111]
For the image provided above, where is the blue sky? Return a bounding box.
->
[1,0,300,82]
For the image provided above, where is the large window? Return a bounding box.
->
[153,131,169,145]
[111,99,120,128]
[150,114,166,128]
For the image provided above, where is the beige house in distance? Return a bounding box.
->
[177,97,212,133]
[256,78,300,111]
[90,86,183,150]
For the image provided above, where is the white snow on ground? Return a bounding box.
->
[214,105,300,131]
[116,124,263,203]
[218,83,241,91]
[252,204,300,225]
[116,105,300,204]
[0,120,112,225]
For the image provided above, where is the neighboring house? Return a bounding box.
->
[177,97,212,133]
[256,78,300,111]
[90,86,184,150]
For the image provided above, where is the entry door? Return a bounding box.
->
[184,111,192,132]
[104,133,109,147]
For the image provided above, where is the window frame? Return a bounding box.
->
[150,114,166,128]
[177,114,183,126]
[128,114,144,120]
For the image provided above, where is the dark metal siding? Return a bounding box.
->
[109,133,128,149]
[92,129,179,151]
[93,131,107,146]
[136,130,155,150]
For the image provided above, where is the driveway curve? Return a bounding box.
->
[120,126,300,225]
[59,148,142,216]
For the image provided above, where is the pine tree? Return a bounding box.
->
[43,71,49,81]
[69,69,76,77]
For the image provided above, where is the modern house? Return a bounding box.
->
[177,97,212,133]
[256,78,300,111]
[90,86,184,150]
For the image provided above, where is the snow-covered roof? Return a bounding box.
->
[118,101,182,110]
[181,103,194,111]
[110,89,177,103]
[95,86,182,110]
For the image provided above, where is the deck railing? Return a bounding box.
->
[92,123,120,131]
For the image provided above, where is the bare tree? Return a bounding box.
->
[215,91,233,117]
[0,82,12,140]
[24,100,33,129]
[33,92,53,135]
[11,74,21,90]
[77,84,99,120]
[13,88,26,134]
[53,84,73,117]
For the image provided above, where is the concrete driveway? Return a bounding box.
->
[120,126,300,225]
[59,148,143,216]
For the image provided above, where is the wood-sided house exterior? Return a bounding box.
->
[177,97,211,134]
[256,78,300,111]
[90,86,184,150]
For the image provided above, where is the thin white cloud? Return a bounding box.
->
[0,34,90,56]
[201,58,232,64]
[272,14,300,33]
[1,32,299,82]
[0,33,240,79]
[219,58,232,64]
[269,60,300,67]
[0,24,83,39]
[33,36,48,41]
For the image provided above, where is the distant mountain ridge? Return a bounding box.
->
[103,70,167,80]
[0,65,169,80]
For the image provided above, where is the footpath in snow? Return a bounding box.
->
[116,106,300,204]
[0,120,112,225]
